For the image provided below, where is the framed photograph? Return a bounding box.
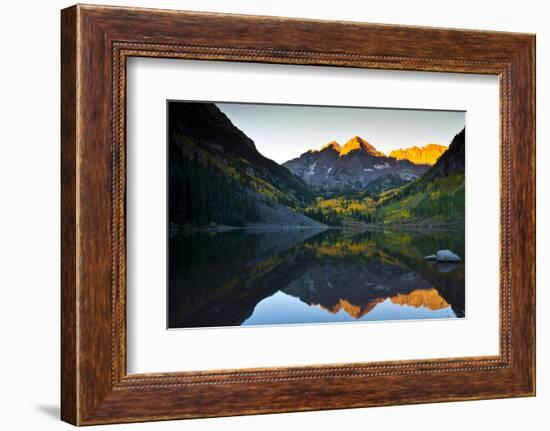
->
[165,101,466,329]
[61,4,536,425]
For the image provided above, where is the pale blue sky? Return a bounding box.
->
[216,102,465,164]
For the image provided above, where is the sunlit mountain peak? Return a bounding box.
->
[339,136,386,157]
[320,141,342,152]
[389,143,447,165]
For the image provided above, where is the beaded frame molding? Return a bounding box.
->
[61,4,535,425]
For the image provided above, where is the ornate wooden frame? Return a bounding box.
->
[61,4,536,425]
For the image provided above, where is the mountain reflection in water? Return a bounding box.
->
[168,228,465,328]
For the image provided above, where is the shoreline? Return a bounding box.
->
[169,223,332,235]
[354,222,464,232]
[170,222,464,235]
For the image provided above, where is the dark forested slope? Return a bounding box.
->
[168,102,322,228]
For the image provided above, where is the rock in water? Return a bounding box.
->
[424,255,437,260]
[436,249,461,262]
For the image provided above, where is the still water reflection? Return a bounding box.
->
[168,228,465,328]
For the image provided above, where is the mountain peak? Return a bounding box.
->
[340,136,385,157]
[389,143,447,165]
[320,141,342,152]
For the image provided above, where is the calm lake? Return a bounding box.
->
[168,228,465,329]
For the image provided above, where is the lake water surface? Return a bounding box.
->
[168,228,465,328]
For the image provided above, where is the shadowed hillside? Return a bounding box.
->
[168,102,324,229]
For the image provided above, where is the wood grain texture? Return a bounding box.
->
[60,4,536,425]
[60,5,78,425]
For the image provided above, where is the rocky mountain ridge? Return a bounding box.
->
[282,136,432,193]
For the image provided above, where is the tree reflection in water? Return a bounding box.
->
[168,228,465,328]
